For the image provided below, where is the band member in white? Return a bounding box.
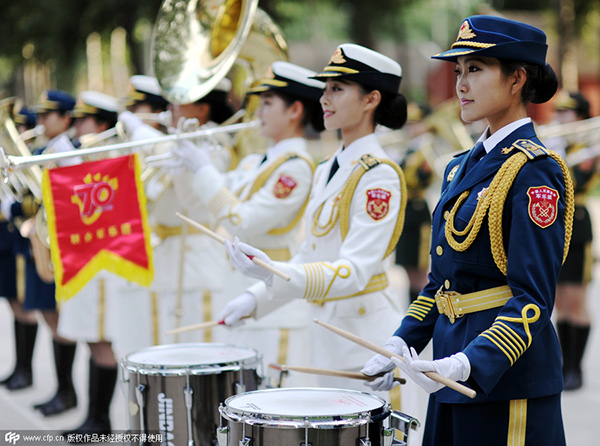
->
[217,44,408,397]
[171,62,324,385]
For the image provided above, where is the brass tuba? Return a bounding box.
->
[152,0,288,161]
[152,0,288,105]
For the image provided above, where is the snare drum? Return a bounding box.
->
[217,387,419,446]
[121,343,261,446]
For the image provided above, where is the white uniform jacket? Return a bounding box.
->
[247,133,405,370]
[193,137,314,328]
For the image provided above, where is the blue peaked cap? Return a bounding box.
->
[432,15,548,67]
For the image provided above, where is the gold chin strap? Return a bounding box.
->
[445,150,574,274]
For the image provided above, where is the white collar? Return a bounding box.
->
[477,118,531,154]
[265,137,305,159]
[335,133,379,165]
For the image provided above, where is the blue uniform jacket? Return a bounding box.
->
[395,122,566,404]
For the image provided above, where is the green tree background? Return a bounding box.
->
[1,0,599,104]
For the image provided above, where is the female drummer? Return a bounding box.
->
[171,61,325,386]
[362,16,571,445]
[217,44,408,393]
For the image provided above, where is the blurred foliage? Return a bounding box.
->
[0,0,162,91]
[0,0,596,98]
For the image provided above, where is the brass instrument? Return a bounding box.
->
[378,99,474,178]
[2,120,260,172]
[0,99,44,199]
[153,0,287,105]
[20,125,46,142]
[152,0,288,160]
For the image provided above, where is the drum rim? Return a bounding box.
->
[220,387,390,427]
[120,342,261,373]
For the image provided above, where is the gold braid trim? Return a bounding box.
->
[445,150,574,274]
[339,155,407,258]
[245,153,315,235]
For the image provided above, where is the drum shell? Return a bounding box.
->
[222,418,386,446]
[218,387,391,446]
[121,343,261,446]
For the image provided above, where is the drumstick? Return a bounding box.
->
[175,212,291,281]
[279,365,406,384]
[164,320,222,335]
[313,319,477,399]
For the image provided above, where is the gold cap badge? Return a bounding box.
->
[457,21,476,41]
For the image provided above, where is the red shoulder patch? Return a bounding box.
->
[527,186,559,228]
[273,174,297,198]
[366,188,391,221]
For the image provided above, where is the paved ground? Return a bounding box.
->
[1,201,600,445]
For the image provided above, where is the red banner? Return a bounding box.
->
[42,154,153,302]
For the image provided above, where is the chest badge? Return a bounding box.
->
[366,188,391,221]
[447,165,459,182]
[527,186,559,228]
[273,174,297,198]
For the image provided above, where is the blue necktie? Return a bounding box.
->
[326,157,339,184]
[465,142,485,173]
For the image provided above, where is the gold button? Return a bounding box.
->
[312,243,316,250]
[444,211,450,220]
[436,245,443,256]
[358,307,366,315]
[444,280,451,289]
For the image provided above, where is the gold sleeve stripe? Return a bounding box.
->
[302,262,352,302]
[480,333,516,365]
[494,321,527,351]
[207,188,240,217]
[479,305,541,365]
[507,399,527,446]
[481,328,519,364]
[302,263,314,300]
[496,304,540,348]
[322,263,351,299]
[406,295,435,321]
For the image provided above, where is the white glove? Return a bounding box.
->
[168,117,200,135]
[1,197,15,220]
[392,347,471,394]
[51,134,75,154]
[118,111,145,134]
[361,336,407,391]
[170,139,212,173]
[217,292,257,327]
[224,237,274,286]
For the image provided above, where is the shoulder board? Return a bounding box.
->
[507,139,550,160]
[453,149,469,158]
[358,153,380,170]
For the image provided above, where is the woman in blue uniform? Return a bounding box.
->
[362,16,573,445]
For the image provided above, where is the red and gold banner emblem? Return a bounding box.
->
[42,154,153,302]
[273,174,297,199]
[527,186,559,229]
[366,188,391,221]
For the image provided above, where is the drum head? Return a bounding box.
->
[224,387,386,418]
[123,343,259,373]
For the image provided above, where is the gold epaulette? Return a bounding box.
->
[358,154,380,170]
[506,139,550,159]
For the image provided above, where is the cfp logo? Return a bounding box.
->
[71,173,119,226]
[5,432,20,445]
